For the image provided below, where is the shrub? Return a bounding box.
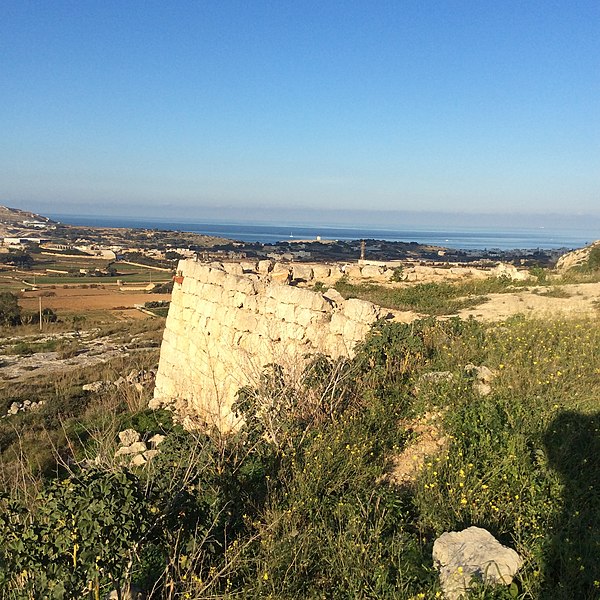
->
[390,265,404,282]
[0,292,21,326]
[0,468,149,598]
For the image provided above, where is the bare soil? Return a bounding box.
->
[457,282,600,321]
[19,286,171,314]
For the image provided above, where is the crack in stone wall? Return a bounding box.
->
[151,260,381,430]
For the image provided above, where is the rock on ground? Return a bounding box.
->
[433,526,522,600]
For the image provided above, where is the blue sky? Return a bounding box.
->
[1,1,599,225]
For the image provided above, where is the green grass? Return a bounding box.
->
[333,279,517,315]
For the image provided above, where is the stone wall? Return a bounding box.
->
[151,260,381,430]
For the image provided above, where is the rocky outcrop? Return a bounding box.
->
[433,526,522,599]
[491,263,530,281]
[555,240,600,272]
[151,260,382,431]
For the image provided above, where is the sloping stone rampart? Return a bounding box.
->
[152,260,381,430]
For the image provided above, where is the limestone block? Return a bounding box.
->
[272,262,291,275]
[222,326,237,344]
[271,270,291,284]
[244,295,259,313]
[330,312,348,336]
[294,306,316,327]
[179,260,197,278]
[206,320,221,338]
[182,277,197,295]
[285,322,307,341]
[275,302,296,323]
[116,441,147,456]
[323,334,349,358]
[206,268,227,286]
[182,307,193,325]
[264,297,279,315]
[196,298,216,319]
[267,284,297,304]
[345,265,362,278]
[220,289,237,308]
[184,261,210,281]
[304,321,329,345]
[433,526,522,600]
[361,265,383,278]
[238,332,262,353]
[323,288,344,307]
[491,263,530,281]
[345,320,370,343]
[342,298,380,324]
[240,261,258,273]
[257,259,273,274]
[312,264,331,279]
[214,305,231,324]
[235,311,258,332]
[195,315,209,330]
[149,434,166,447]
[205,284,225,305]
[223,262,243,276]
[222,273,240,291]
[118,429,140,446]
[162,329,176,346]
[233,277,258,296]
[168,302,183,319]
[231,291,247,308]
[292,264,314,281]
[257,319,282,341]
[293,287,329,312]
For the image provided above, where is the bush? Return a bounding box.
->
[390,265,404,282]
[587,246,600,271]
[0,468,149,598]
[0,292,20,326]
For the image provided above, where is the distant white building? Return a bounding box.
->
[22,220,49,228]
[2,237,49,246]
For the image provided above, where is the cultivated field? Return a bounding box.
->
[19,285,171,316]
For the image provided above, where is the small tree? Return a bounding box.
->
[0,291,21,326]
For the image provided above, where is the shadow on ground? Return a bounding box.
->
[542,410,600,599]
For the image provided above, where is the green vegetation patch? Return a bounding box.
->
[335,279,499,315]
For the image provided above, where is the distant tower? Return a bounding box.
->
[360,240,365,261]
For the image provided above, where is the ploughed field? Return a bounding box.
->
[19,285,171,315]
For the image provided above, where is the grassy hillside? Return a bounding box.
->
[0,310,599,598]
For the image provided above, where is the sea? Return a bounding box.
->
[49,214,598,252]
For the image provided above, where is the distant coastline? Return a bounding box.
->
[49,213,597,251]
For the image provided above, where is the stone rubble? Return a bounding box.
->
[2,399,46,418]
[114,428,165,467]
[83,369,157,395]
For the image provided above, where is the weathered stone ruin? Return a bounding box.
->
[151,260,382,430]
